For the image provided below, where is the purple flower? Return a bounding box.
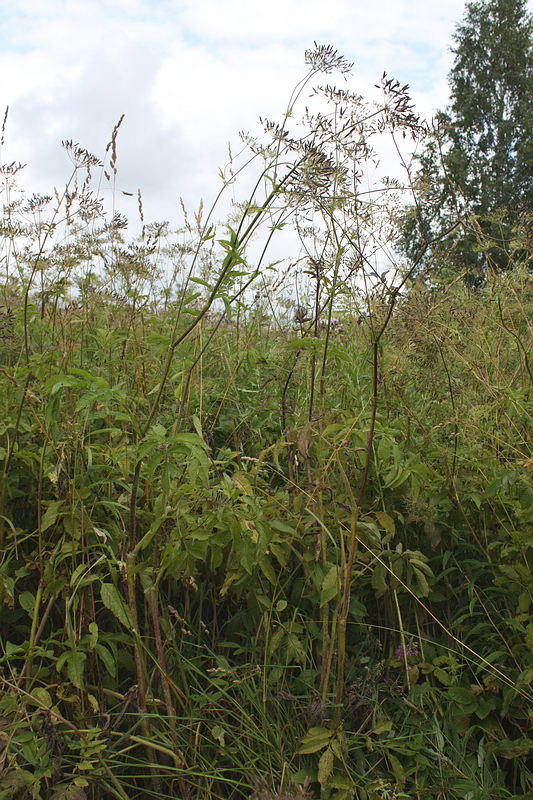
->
[394,644,419,660]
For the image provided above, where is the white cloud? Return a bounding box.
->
[0,0,511,243]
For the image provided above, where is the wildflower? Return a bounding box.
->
[394,644,419,660]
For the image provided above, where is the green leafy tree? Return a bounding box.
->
[400,0,533,281]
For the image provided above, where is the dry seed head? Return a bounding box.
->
[305,42,353,75]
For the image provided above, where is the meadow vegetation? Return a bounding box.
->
[0,44,533,799]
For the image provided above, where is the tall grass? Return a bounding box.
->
[0,45,532,800]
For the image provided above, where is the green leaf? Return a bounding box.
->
[269,626,286,654]
[269,520,296,534]
[285,337,323,351]
[286,632,305,663]
[258,556,277,585]
[51,785,88,800]
[448,687,478,712]
[320,564,340,607]
[19,591,35,613]
[383,468,410,490]
[88,622,98,649]
[298,727,335,755]
[388,753,406,791]
[67,650,86,689]
[433,667,451,685]
[413,566,430,597]
[372,718,393,735]
[490,738,533,759]
[41,500,63,532]
[232,473,253,496]
[189,276,211,287]
[0,770,35,790]
[371,561,388,597]
[100,583,133,629]
[30,688,52,708]
[211,725,225,746]
[330,737,343,759]
[94,642,117,678]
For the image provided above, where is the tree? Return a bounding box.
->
[399,0,533,281]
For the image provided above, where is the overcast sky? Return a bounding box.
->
[0,0,515,254]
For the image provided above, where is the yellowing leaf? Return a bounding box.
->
[298,726,335,754]
[30,688,52,708]
[388,753,406,791]
[242,519,259,543]
[318,747,334,788]
[372,717,393,735]
[375,511,395,535]
[232,473,253,495]
[219,572,241,596]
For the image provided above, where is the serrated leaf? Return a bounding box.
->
[286,632,305,663]
[259,557,277,586]
[372,718,393,735]
[331,737,343,759]
[371,561,387,597]
[388,753,406,791]
[41,500,63,532]
[30,688,52,708]
[375,511,395,535]
[413,566,430,596]
[433,667,451,685]
[321,564,340,607]
[67,650,86,689]
[0,769,35,789]
[269,626,286,654]
[95,644,116,677]
[448,687,478,711]
[51,785,88,800]
[19,591,35,613]
[318,747,334,788]
[88,622,98,649]
[100,583,133,629]
[232,473,253,495]
[298,727,335,754]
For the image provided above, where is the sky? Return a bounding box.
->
[0,0,507,273]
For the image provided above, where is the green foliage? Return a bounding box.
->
[399,0,533,281]
[1,42,533,800]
